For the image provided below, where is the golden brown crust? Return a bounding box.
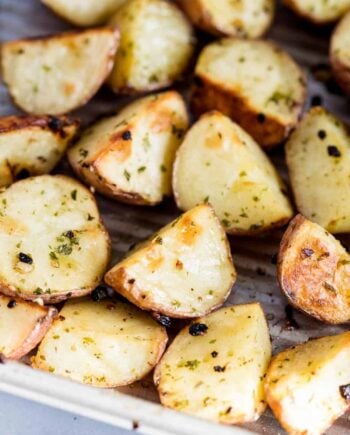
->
[190,75,304,149]
[0,115,79,138]
[1,28,120,115]
[278,214,350,324]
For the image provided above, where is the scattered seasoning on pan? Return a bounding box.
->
[340,384,350,401]
[7,300,16,309]
[310,95,323,107]
[91,285,109,302]
[327,145,341,157]
[301,248,314,259]
[257,113,266,123]
[18,252,33,264]
[284,305,299,330]
[317,130,327,140]
[16,168,30,180]
[211,351,218,358]
[122,130,132,141]
[189,323,208,336]
[213,365,225,372]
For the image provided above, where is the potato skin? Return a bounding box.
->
[41,0,127,27]
[0,295,57,360]
[331,12,350,96]
[191,77,290,149]
[264,332,350,434]
[105,204,236,318]
[154,303,271,424]
[1,28,119,115]
[278,214,350,324]
[32,298,167,387]
[0,175,111,303]
[191,40,306,149]
[0,115,79,187]
[69,91,188,206]
[177,0,274,38]
[107,0,194,94]
[284,0,350,24]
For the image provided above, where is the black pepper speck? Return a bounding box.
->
[327,145,341,157]
[7,300,16,309]
[18,252,33,264]
[122,130,132,141]
[189,323,208,336]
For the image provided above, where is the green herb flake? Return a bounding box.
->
[71,190,77,200]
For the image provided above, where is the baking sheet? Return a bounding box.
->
[0,0,350,433]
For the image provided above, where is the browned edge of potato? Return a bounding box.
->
[0,294,57,360]
[278,214,350,324]
[177,0,275,39]
[1,28,119,115]
[330,11,350,96]
[190,39,306,149]
[105,204,236,318]
[0,175,111,303]
[264,331,350,434]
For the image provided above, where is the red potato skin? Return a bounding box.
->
[278,214,350,324]
[3,302,57,360]
[190,73,306,149]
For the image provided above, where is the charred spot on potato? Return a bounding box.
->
[327,145,341,157]
[318,130,327,140]
[91,285,109,302]
[301,248,314,259]
[7,300,16,309]
[323,282,337,294]
[122,130,132,141]
[257,113,266,123]
[18,252,33,264]
[340,384,350,401]
[189,323,208,336]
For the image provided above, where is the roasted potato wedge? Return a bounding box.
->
[177,0,275,39]
[173,111,293,235]
[0,115,79,188]
[331,11,350,96]
[191,39,306,148]
[286,106,350,233]
[278,214,350,324]
[1,28,119,115]
[42,0,127,26]
[154,303,271,424]
[284,0,350,24]
[32,298,167,387]
[0,294,56,360]
[68,91,188,205]
[265,332,350,434]
[0,175,110,303]
[105,204,236,318]
[107,0,194,94]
